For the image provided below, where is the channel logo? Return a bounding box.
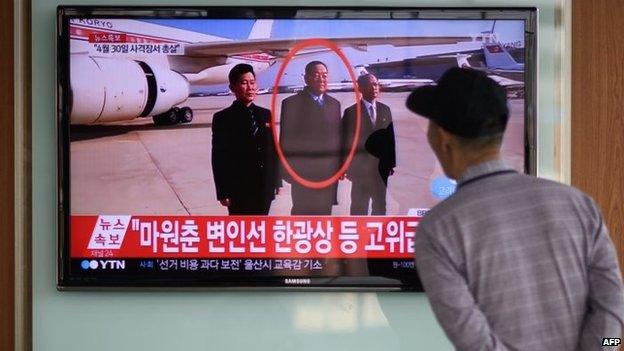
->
[80,259,126,270]
[431,176,457,200]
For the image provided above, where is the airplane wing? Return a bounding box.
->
[486,74,524,88]
[183,36,476,57]
[168,55,229,74]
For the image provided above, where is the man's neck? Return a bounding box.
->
[362,98,376,105]
[452,150,501,180]
[236,99,253,107]
[305,87,323,98]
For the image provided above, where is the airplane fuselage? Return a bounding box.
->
[67,19,276,124]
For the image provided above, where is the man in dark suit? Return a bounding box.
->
[211,64,281,215]
[279,61,342,215]
[342,73,396,215]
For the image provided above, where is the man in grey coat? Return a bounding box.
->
[408,67,624,350]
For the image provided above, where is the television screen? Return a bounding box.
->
[58,7,536,290]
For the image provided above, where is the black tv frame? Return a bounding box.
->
[57,6,537,291]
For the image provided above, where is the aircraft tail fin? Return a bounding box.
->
[248,20,274,39]
[456,54,472,68]
[438,53,473,69]
[483,43,524,70]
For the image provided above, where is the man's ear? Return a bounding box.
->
[437,127,454,153]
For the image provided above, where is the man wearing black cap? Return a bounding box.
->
[408,67,624,350]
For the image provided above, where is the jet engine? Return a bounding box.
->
[69,55,190,124]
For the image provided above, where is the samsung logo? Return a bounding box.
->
[285,278,310,285]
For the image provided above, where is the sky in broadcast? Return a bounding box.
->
[143,19,525,92]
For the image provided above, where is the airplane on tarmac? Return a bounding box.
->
[353,65,435,91]
[452,31,525,96]
[454,52,524,97]
[325,31,524,94]
[288,64,435,93]
[67,18,482,125]
[464,27,525,81]
[334,31,525,97]
[482,36,525,76]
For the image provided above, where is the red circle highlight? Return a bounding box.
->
[270,38,362,189]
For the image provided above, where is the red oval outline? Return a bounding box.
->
[270,38,361,189]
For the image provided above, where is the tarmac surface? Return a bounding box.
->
[70,92,525,215]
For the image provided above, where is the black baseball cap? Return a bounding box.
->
[406,67,509,139]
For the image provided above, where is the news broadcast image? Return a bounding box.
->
[63,17,526,288]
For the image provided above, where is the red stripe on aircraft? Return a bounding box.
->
[486,45,504,53]
[231,54,275,63]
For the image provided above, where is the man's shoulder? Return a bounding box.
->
[420,173,594,229]
[252,104,271,115]
[282,92,306,104]
[325,94,340,106]
[376,101,392,120]
[508,173,590,200]
[213,105,232,121]
[376,101,390,110]
[216,101,241,114]
[343,102,358,115]
[529,175,598,211]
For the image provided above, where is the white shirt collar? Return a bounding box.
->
[362,99,376,110]
[306,89,324,102]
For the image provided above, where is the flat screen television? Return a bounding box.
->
[57,6,537,290]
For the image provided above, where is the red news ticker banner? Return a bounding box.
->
[71,216,421,259]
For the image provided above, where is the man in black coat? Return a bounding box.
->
[342,73,396,215]
[279,61,342,215]
[211,64,281,215]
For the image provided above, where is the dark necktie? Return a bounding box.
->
[250,110,259,136]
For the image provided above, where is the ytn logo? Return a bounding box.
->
[602,338,621,346]
[81,260,126,270]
